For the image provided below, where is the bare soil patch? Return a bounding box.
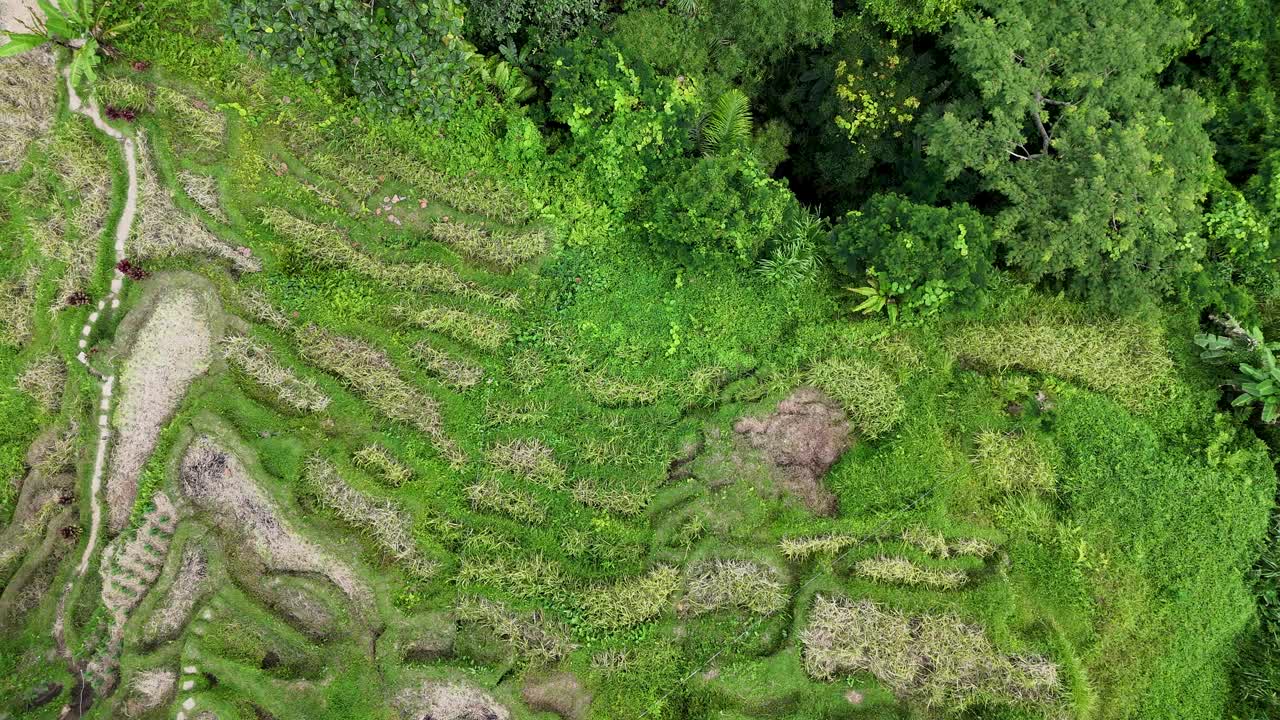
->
[107,288,214,531]
[732,387,850,516]
[179,435,372,608]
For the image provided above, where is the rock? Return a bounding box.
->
[732,387,850,516]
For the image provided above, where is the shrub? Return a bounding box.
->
[681,559,788,617]
[805,356,904,438]
[303,457,439,581]
[830,193,993,320]
[226,0,472,120]
[640,154,794,266]
[352,445,414,487]
[579,565,680,631]
[854,556,967,590]
[222,335,331,413]
[464,0,604,55]
[549,38,697,213]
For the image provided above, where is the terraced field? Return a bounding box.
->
[0,18,1275,720]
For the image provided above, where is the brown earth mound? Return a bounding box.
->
[732,387,850,516]
[522,672,591,720]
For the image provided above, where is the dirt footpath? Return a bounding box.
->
[1,0,39,33]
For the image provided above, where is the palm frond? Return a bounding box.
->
[701,89,752,157]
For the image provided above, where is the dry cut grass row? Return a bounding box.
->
[222,335,331,413]
[802,595,1061,711]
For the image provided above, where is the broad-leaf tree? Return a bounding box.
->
[926,0,1215,309]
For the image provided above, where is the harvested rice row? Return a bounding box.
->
[681,559,788,617]
[802,595,1061,710]
[295,324,465,466]
[365,140,533,225]
[303,456,439,581]
[393,305,511,352]
[486,438,565,488]
[0,49,57,172]
[409,341,484,390]
[352,445,414,487]
[261,207,517,309]
[429,219,547,271]
[133,135,259,272]
[901,526,997,559]
[855,555,968,590]
[222,335,331,413]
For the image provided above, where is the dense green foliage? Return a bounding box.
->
[226,0,472,118]
[831,193,991,319]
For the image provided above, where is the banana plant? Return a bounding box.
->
[1196,324,1280,423]
[846,271,899,323]
[0,0,135,59]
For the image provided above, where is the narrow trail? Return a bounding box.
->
[51,66,139,709]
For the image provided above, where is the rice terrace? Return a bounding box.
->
[0,1,1278,719]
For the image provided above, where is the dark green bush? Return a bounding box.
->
[829,192,992,318]
[226,0,473,119]
[638,153,794,266]
[463,0,604,55]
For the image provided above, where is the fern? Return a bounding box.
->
[700,89,752,157]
